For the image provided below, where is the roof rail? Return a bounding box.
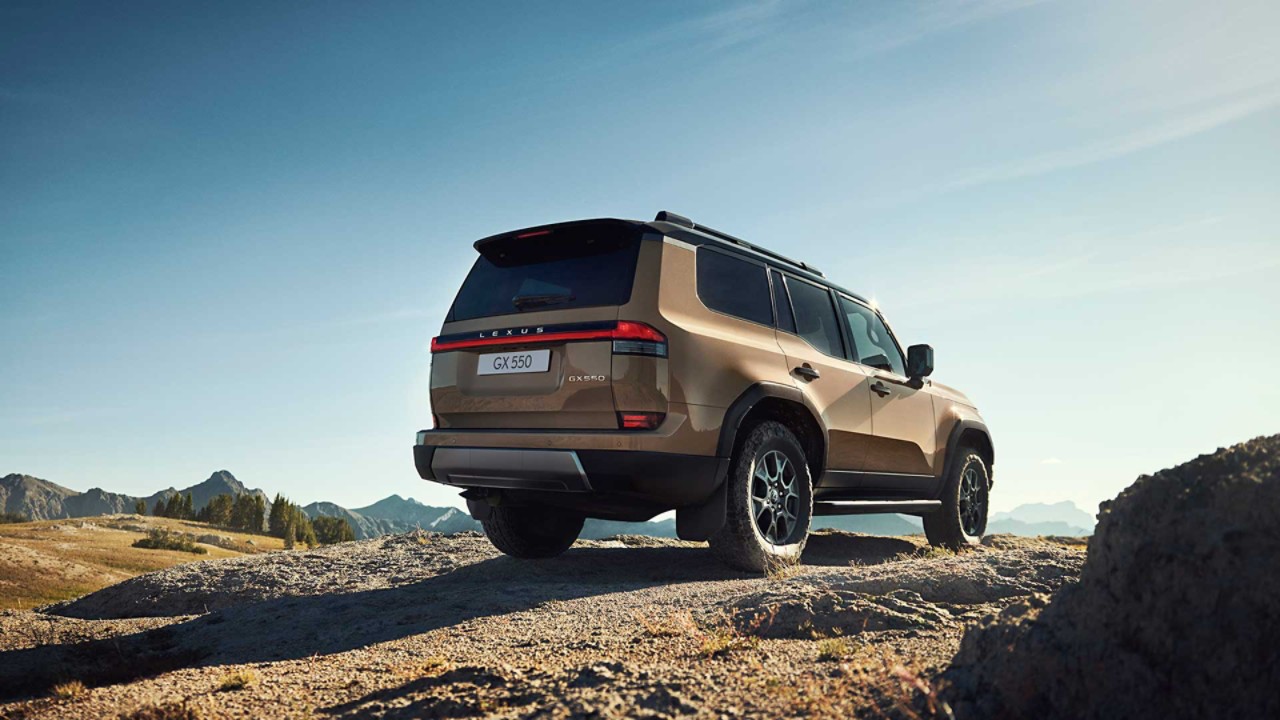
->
[653,211,823,277]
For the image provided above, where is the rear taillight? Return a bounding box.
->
[611,321,667,358]
[430,321,668,355]
[618,412,664,430]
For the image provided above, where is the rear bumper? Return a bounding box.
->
[413,442,726,510]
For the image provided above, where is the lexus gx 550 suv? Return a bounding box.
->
[414,212,993,571]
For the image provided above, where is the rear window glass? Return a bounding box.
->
[786,277,845,358]
[696,248,773,325]
[449,224,642,321]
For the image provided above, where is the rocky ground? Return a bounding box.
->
[0,530,1085,719]
[5,434,1274,719]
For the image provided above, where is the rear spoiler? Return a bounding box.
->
[472,218,642,259]
[469,211,823,278]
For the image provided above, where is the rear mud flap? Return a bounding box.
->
[676,459,729,541]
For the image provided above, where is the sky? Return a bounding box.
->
[3,0,1278,518]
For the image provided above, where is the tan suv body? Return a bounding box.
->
[414,212,994,569]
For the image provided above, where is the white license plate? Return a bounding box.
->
[477,349,551,375]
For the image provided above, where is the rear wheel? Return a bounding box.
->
[924,449,989,549]
[709,421,813,572]
[482,505,584,559]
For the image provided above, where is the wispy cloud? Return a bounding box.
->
[847,0,1051,58]
[669,0,790,52]
[636,0,1049,60]
[0,407,119,427]
[943,84,1280,191]
[892,216,1280,309]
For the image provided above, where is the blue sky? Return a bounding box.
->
[3,0,1277,516]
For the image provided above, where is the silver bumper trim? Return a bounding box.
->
[429,448,592,492]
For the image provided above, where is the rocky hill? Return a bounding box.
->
[302,496,482,539]
[172,470,269,512]
[0,471,268,522]
[944,434,1280,719]
[351,494,450,525]
[0,475,79,520]
[300,501,396,539]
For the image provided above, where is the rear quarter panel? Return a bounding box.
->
[650,238,794,409]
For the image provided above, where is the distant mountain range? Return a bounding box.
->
[0,471,268,521]
[990,501,1095,536]
[1,471,1094,539]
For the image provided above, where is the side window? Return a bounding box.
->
[696,248,773,325]
[784,277,845,358]
[770,270,796,333]
[840,296,906,375]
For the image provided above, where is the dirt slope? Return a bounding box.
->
[0,516,284,610]
[0,531,1084,719]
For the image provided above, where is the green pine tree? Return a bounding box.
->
[205,494,233,526]
[252,495,266,533]
[292,507,317,547]
[153,497,167,517]
[134,499,147,515]
[313,516,355,544]
[268,494,289,537]
[229,494,254,531]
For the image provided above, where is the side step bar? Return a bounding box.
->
[814,500,942,517]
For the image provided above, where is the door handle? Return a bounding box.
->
[871,381,891,397]
[794,365,820,381]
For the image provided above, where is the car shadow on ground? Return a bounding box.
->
[0,534,916,700]
[802,531,922,566]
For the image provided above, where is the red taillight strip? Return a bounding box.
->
[618,411,664,430]
[613,320,666,343]
[430,321,665,353]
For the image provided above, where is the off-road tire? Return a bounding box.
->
[924,449,989,550]
[709,421,813,573]
[482,505,584,559]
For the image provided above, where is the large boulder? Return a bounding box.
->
[943,434,1280,719]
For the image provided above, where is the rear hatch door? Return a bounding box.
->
[430,220,642,430]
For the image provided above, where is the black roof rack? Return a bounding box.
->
[653,211,823,277]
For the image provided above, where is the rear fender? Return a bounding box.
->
[716,382,828,475]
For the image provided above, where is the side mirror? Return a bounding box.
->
[907,344,934,379]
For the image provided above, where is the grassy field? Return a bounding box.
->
[0,515,285,610]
